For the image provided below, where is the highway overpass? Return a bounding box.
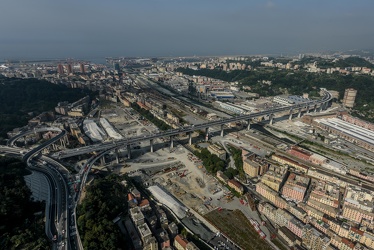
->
[54,91,332,159]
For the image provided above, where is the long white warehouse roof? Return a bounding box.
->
[147,185,188,218]
[315,117,374,145]
[99,118,123,140]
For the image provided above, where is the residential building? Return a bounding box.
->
[227,179,244,194]
[207,144,226,160]
[256,182,287,209]
[302,224,331,250]
[309,180,340,209]
[271,154,309,173]
[288,217,306,238]
[343,88,357,108]
[260,165,288,192]
[281,173,310,203]
[243,154,270,178]
[279,226,299,247]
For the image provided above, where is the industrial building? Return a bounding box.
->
[147,185,188,218]
[273,95,310,106]
[315,117,374,152]
[100,118,123,140]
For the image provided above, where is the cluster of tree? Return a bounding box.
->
[77,174,128,250]
[177,67,374,122]
[131,102,171,130]
[228,146,245,180]
[194,148,226,174]
[0,156,49,249]
[0,76,91,141]
[224,168,239,179]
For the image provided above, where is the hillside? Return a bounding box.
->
[0,76,91,141]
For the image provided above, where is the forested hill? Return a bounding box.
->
[0,156,49,249]
[176,68,374,122]
[0,76,90,140]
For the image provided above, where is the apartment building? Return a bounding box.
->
[288,218,306,238]
[260,165,288,192]
[281,173,310,203]
[256,182,288,209]
[243,154,270,178]
[272,154,309,173]
[342,186,374,224]
[302,225,331,250]
[309,180,340,208]
[207,144,226,160]
[227,179,244,194]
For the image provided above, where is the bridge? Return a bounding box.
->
[7,127,65,147]
[53,91,332,159]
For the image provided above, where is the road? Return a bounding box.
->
[54,91,332,159]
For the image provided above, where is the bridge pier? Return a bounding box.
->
[127,145,131,159]
[150,139,154,153]
[319,104,324,112]
[297,108,302,118]
[220,124,224,137]
[115,149,119,164]
[247,119,251,130]
[100,156,106,166]
[205,127,209,142]
[269,114,274,125]
[60,138,66,148]
[314,105,317,112]
[170,136,174,149]
[289,110,293,120]
[64,135,69,146]
[306,105,310,113]
[188,132,192,145]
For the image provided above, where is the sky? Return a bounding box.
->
[0,0,373,60]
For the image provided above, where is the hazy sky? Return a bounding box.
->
[0,0,373,59]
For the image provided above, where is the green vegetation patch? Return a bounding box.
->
[0,76,91,140]
[204,209,272,250]
[77,174,128,250]
[194,148,226,174]
[177,67,374,122]
[0,156,49,249]
[131,102,172,130]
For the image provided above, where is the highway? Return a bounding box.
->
[2,127,72,250]
[7,127,62,147]
[54,91,332,159]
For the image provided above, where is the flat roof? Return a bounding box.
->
[315,117,374,145]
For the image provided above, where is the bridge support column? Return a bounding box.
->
[64,135,69,146]
[188,132,192,145]
[127,145,131,159]
[289,111,293,120]
[60,138,66,148]
[205,127,209,142]
[150,139,154,153]
[115,149,119,164]
[269,114,274,125]
[319,104,324,112]
[306,106,310,113]
[170,136,174,149]
[247,119,251,130]
[297,108,302,118]
[314,105,317,112]
[100,156,106,166]
[220,124,224,137]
